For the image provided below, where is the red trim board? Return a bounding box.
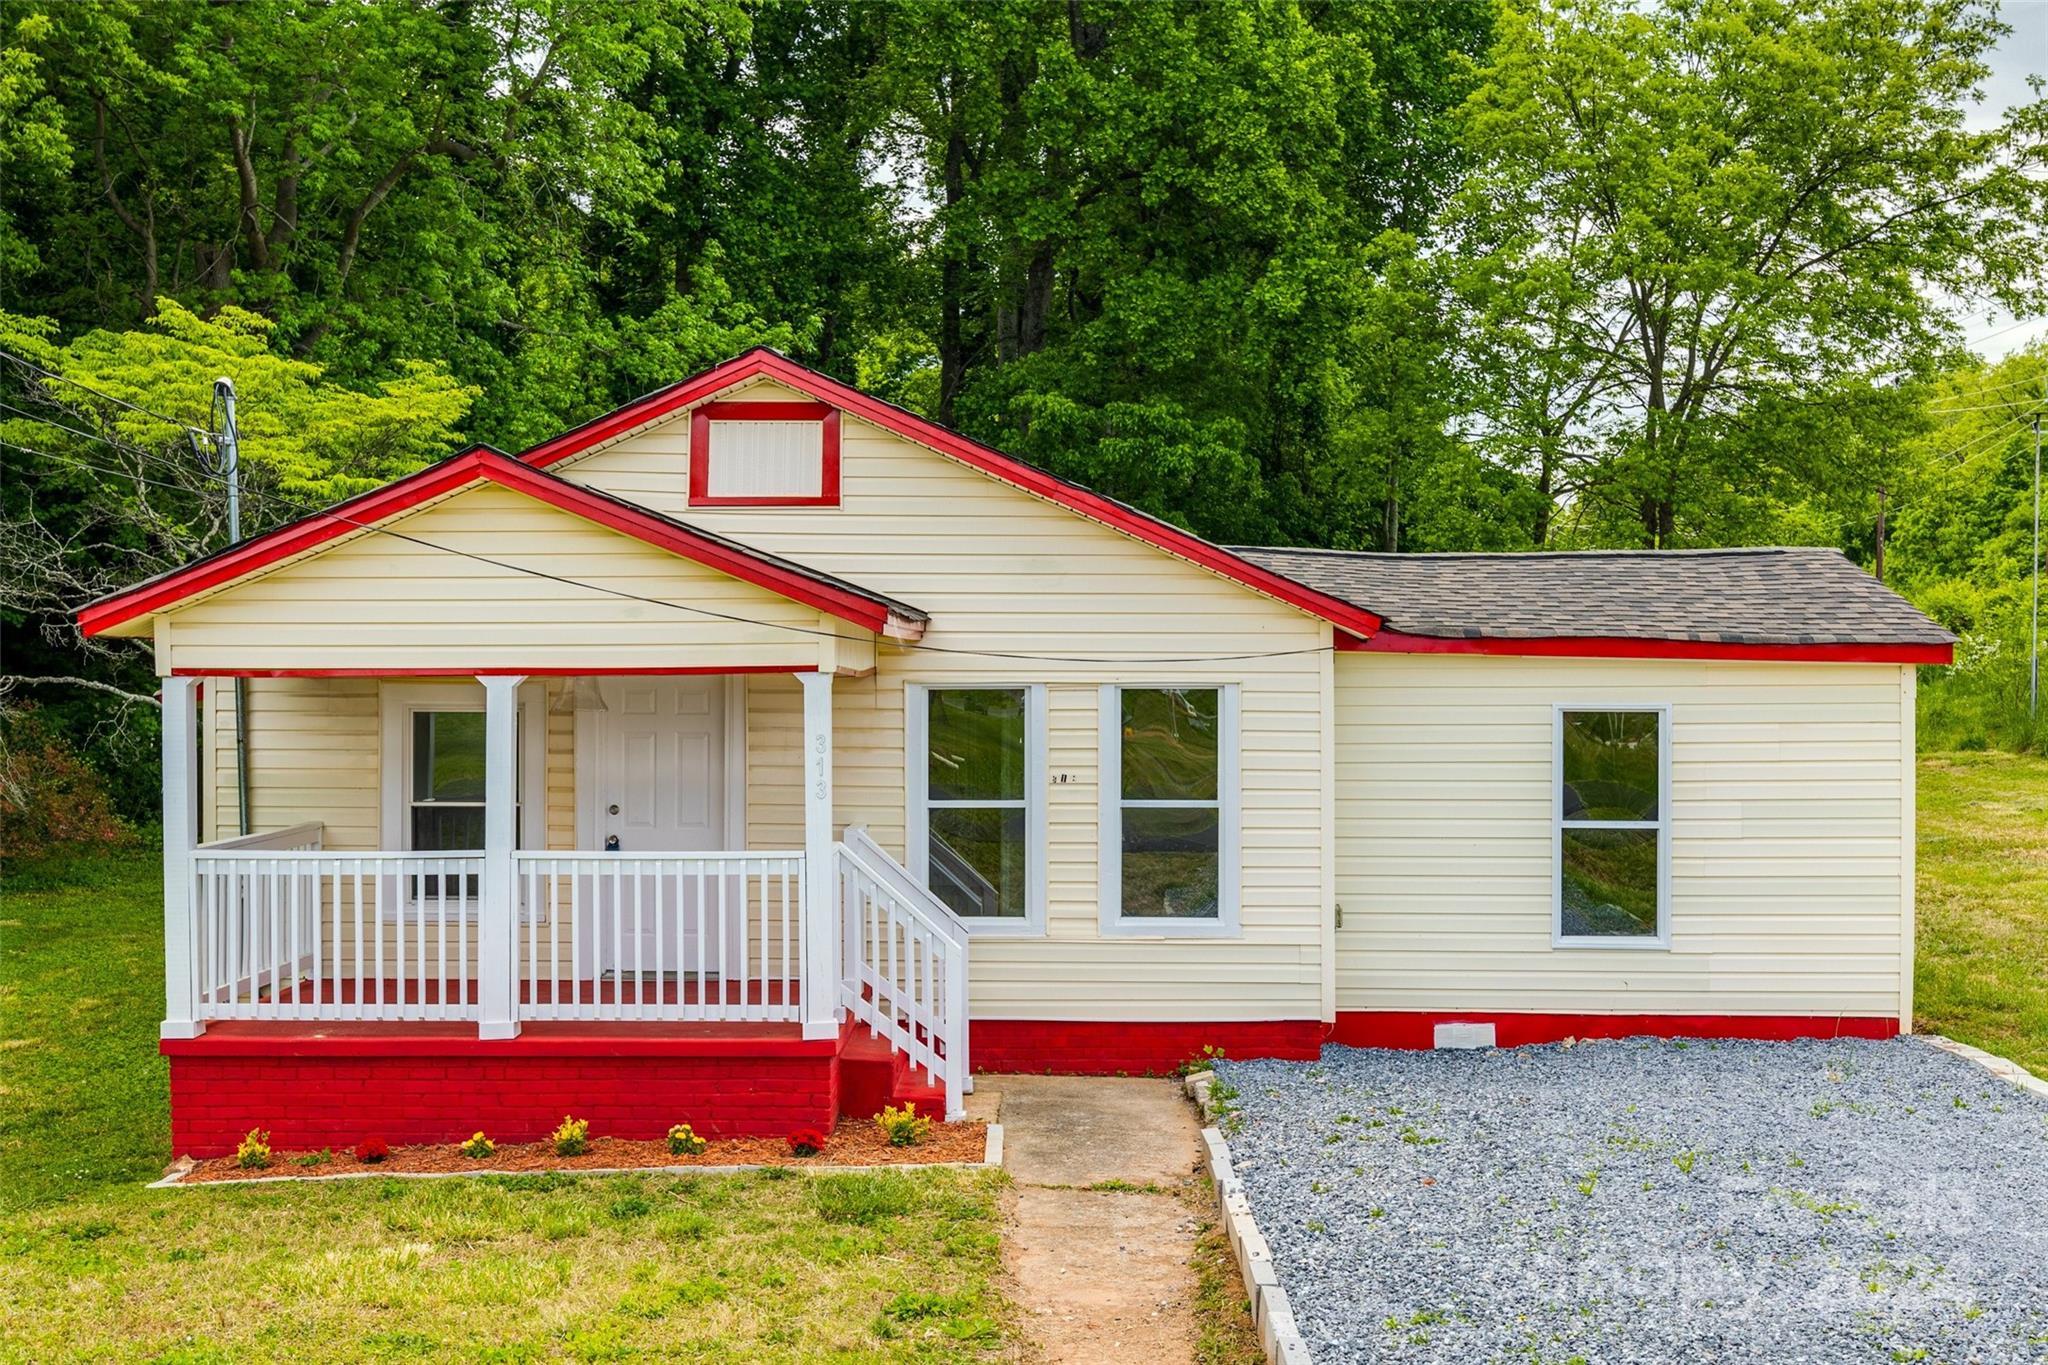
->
[689,401,842,507]
[521,348,1386,638]
[78,445,918,639]
[172,665,817,679]
[1345,627,1953,665]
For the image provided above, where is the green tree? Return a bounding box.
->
[1447,0,2047,547]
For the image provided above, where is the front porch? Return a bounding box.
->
[156,668,972,1155]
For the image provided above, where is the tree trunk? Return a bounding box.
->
[938,119,968,427]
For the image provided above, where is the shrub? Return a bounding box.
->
[235,1129,272,1169]
[786,1126,828,1157]
[459,1131,496,1160]
[551,1115,589,1157]
[354,1138,388,1164]
[0,705,129,856]
[874,1102,933,1148]
[667,1123,708,1156]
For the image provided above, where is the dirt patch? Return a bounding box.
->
[174,1121,988,1183]
[1004,1184,1201,1364]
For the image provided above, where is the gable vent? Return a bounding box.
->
[689,400,841,507]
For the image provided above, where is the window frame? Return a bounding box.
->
[904,683,1047,937]
[688,400,842,508]
[378,682,547,918]
[1551,702,1672,950]
[1097,683,1241,939]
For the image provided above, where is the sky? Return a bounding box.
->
[1957,0,2048,358]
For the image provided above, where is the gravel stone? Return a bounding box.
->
[1213,1037,2048,1364]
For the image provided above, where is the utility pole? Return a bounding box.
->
[211,377,251,834]
[1874,484,1886,584]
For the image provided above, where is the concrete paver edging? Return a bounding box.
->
[1184,1072,1313,1365]
[1919,1034,2048,1101]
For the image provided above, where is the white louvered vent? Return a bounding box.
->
[704,419,825,499]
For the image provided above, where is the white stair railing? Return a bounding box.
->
[836,827,971,1119]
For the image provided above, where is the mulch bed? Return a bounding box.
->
[175,1121,989,1184]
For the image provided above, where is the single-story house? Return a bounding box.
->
[81,349,1955,1157]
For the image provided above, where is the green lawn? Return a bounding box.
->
[0,851,1014,1363]
[1915,751,2048,1079]
[1,753,2041,1358]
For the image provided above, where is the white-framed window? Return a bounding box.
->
[1098,684,1240,937]
[378,682,546,914]
[906,684,1046,936]
[1553,704,1671,948]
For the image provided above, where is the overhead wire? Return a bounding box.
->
[0,346,199,429]
[5,428,1342,665]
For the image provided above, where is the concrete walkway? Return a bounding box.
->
[971,1075,1205,1364]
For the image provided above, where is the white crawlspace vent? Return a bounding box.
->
[1433,1021,1498,1050]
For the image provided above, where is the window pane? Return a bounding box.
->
[1561,710,1659,821]
[411,804,485,853]
[1120,806,1220,919]
[1121,688,1219,801]
[928,689,1026,802]
[412,712,486,803]
[1560,828,1659,938]
[928,806,1027,919]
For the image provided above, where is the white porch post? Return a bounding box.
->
[160,675,204,1039]
[478,674,524,1039]
[799,671,840,1039]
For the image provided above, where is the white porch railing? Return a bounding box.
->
[193,825,487,1022]
[515,852,804,1022]
[837,826,971,1119]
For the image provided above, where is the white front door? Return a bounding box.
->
[599,677,726,974]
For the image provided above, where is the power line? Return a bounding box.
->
[1925,372,2048,408]
[0,399,201,465]
[0,346,199,430]
[9,436,1337,666]
[1963,315,2044,345]
[1921,398,2048,417]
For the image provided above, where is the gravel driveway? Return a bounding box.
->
[1214,1038,2048,1364]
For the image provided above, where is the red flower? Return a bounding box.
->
[355,1138,389,1163]
[787,1127,828,1157]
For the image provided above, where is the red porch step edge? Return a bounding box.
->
[836,1024,946,1124]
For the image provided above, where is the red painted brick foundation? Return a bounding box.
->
[163,1025,841,1159]
[1329,1011,1903,1050]
[968,1019,1326,1075]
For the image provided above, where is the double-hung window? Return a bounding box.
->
[1100,685,1239,936]
[907,685,1046,935]
[1554,705,1670,946]
[378,683,546,913]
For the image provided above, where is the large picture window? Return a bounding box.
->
[1554,706,1670,946]
[1100,685,1239,936]
[907,685,1046,935]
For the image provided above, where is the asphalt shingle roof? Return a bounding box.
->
[1229,546,1955,646]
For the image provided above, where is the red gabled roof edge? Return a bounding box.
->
[76,445,928,640]
[520,347,1386,638]
[1344,628,1953,665]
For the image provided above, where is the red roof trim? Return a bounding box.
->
[171,665,817,678]
[521,348,1385,637]
[1344,627,1952,664]
[77,446,913,639]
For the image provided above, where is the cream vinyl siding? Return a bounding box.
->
[1333,652,1914,1020]
[202,676,576,853]
[158,484,828,675]
[562,401,1332,1021]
